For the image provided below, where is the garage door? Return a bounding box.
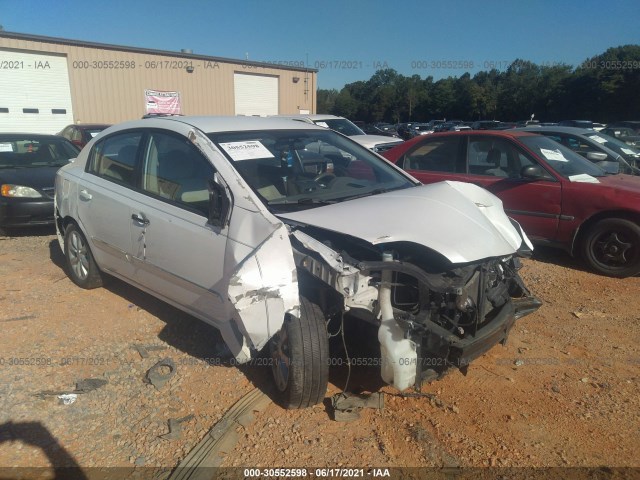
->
[234,73,278,116]
[0,50,74,134]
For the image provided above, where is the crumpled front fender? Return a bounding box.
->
[226,222,299,360]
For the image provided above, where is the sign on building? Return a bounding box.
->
[144,89,182,115]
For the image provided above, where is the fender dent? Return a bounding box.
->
[227,223,299,356]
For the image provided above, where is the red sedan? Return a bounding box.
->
[382,130,640,277]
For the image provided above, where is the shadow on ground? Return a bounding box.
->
[1,225,56,238]
[529,245,586,272]
[47,239,379,414]
[0,421,88,479]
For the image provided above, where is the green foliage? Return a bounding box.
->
[316,45,640,123]
[317,89,339,114]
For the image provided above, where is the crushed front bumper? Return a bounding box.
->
[410,293,541,387]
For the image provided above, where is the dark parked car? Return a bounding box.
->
[494,122,518,130]
[607,121,640,135]
[601,127,640,148]
[516,126,640,174]
[558,120,594,129]
[471,120,501,130]
[433,120,465,132]
[58,123,111,148]
[358,123,400,138]
[396,122,416,140]
[382,130,640,277]
[0,134,79,231]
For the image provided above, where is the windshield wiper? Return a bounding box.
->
[270,198,337,205]
[340,186,403,201]
[297,197,337,204]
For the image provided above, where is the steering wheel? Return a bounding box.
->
[313,172,336,187]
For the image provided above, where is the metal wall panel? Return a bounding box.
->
[0,34,316,129]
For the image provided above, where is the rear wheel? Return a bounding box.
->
[270,296,329,409]
[581,218,640,278]
[64,223,103,289]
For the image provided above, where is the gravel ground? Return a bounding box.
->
[0,230,638,476]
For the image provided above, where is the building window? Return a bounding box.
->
[52,109,67,114]
[0,108,8,113]
[23,108,39,114]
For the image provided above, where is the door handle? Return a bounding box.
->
[131,213,150,226]
[79,189,92,201]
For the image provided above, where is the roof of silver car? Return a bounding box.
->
[270,114,342,122]
[140,115,325,133]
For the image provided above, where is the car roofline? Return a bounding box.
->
[101,115,327,134]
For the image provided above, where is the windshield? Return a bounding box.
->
[0,137,79,169]
[520,135,607,178]
[585,132,640,158]
[208,129,415,211]
[313,118,366,136]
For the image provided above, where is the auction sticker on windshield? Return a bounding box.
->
[218,141,275,161]
[589,135,608,144]
[540,148,568,162]
[621,147,638,155]
[0,143,14,152]
[568,173,600,183]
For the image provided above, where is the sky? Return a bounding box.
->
[1,0,639,90]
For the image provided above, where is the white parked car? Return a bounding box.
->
[272,114,403,153]
[54,116,540,408]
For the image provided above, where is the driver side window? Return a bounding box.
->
[467,137,552,179]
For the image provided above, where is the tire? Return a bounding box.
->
[581,218,640,278]
[270,296,329,409]
[64,223,103,289]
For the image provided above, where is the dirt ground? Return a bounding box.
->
[0,227,639,476]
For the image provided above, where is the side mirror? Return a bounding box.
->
[596,160,620,175]
[521,165,546,179]
[207,173,232,228]
[586,151,608,162]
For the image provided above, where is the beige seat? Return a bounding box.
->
[485,148,508,177]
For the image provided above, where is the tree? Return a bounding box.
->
[317,89,339,114]
[332,89,358,119]
[317,45,640,123]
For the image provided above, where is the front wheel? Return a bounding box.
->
[581,218,640,278]
[64,223,103,289]
[270,297,329,409]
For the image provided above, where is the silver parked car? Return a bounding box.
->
[272,114,403,153]
[55,116,540,408]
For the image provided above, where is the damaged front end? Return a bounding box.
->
[367,251,541,390]
[288,227,541,392]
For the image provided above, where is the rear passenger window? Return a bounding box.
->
[89,132,142,187]
[402,137,464,173]
[141,132,214,216]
